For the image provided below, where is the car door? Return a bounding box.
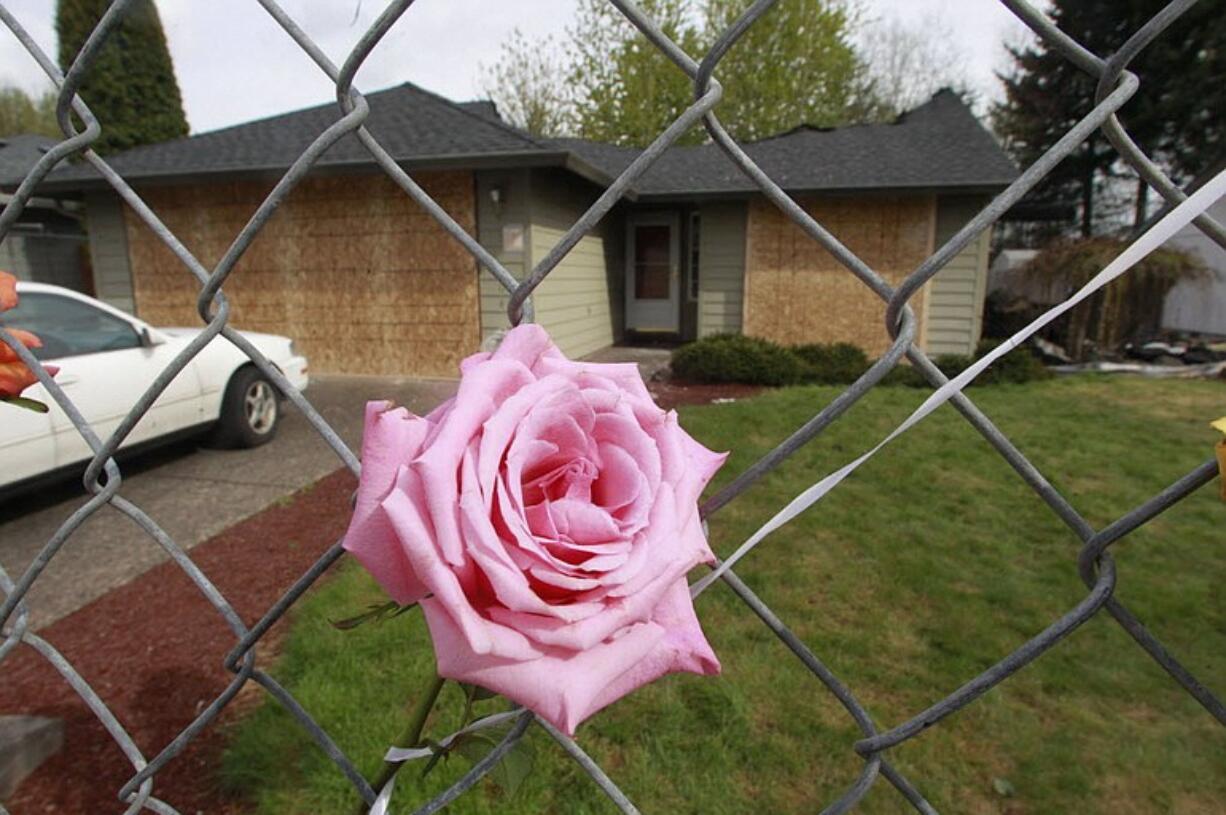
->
[1,291,205,470]
[0,372,54,488]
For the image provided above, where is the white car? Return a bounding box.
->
[1,282,309,491]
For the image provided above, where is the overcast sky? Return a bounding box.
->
[0,0,1042,136]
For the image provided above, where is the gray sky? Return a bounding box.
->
[0,0,1041,136]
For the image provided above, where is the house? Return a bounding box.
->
[36,84,1016,377]
[0,134,90,293]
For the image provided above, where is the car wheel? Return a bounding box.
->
[213,366,280,448]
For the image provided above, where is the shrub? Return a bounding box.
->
[669,334,1051,389]
[792,342,870,385]
[933,354,973,379]
[879,365,928,388]
[973,339,1052,384]
[670,333,809,386]
[878,340,1051,388]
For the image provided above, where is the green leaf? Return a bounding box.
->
[490,737,534,797]
[2,395,49,413]
[419,739,447,778]
[452,729,535,798]
[452,732,495,766]
[460,683,498,702]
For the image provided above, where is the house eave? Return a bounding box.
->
[631,180,1015,203]
[30,149,580,196]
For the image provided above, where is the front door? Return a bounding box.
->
[625,213,680,333]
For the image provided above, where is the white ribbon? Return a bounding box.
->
[368,710,524,815]
[691,170,1226,597]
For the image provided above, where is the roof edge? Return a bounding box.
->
[633,180,1014,203]
[34,149,576,195]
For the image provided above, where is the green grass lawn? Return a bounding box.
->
[220,376,1226,814]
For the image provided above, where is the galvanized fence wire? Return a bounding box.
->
[0,0,1223,812]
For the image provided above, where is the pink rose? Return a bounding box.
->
[345,324,725,735]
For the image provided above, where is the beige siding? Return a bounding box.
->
[696,201,746,337]
[527,169,619,358]
[476,168,531,343]
[85,192,135,313]
[926,196,992,356]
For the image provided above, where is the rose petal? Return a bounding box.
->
[489,322,559,370]
[459,493,604,623]
[415,359,535,565]
[383,476,541,661]
[458,350,491,375]
[592,412,661,496]
[478,374,572,509]
[527,567,601,592]
[342,403,430,605]
[673,422,729,511]
[592,443,642,511]
[583,578,721,716]
[427,604,666,736]
[486,552,693,652]
[547,498,620,544]
[535,356,656,406]
[511,389,596,477]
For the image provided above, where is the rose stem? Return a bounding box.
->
[357,673,446,814]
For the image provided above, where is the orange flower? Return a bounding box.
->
[0,328,55,400]
[0,271,16,312]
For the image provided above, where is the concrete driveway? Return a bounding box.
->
[0,374,456,630]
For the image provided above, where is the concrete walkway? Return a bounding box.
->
[0,375,456,629]
[582,344,673,381]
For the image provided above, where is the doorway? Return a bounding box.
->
[625,212,680,333]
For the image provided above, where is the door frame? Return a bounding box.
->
[624,211,681,333]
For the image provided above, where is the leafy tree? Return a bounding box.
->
[701,0,874,139]
[993,0,1225,236]
[567,0,705,146]
[0,86,60,137]
[481,0,890,146]
[856,11,973,121]
[479,30,571,137]
[56,0,189,154]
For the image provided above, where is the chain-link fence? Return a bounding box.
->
[1,0,1223,812]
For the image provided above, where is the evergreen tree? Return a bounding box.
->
[56,0,189,154]
[993,0,1225,236]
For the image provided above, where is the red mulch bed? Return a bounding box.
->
[647,380,765,410]
[0,468,357,815]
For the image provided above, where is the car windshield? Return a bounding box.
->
[1,291,141,359]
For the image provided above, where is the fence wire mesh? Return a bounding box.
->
[0,0,1223,813]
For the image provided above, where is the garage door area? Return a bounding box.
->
[122,171,481,377]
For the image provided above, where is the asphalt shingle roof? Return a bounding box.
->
[41,84,554,188]
[0,133,57,187]
[39,83,1016,196]
[554,90,1018,196]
